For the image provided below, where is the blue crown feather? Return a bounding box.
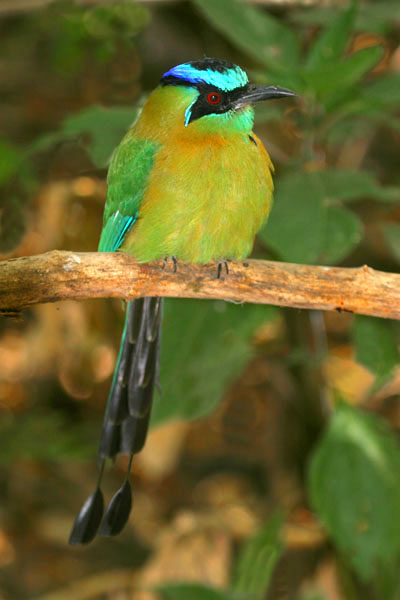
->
[162,60,248,92]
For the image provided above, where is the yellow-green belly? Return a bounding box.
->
[123,133,273,264]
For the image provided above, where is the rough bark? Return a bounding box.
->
[0,250,399,320]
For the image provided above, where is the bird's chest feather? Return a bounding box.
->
[123,133,273,263]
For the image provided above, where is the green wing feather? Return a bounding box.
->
[98,136,160,252]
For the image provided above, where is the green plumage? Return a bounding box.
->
[98,137,159,252]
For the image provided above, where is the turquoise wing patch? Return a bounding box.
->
[99,212,136,252]
[98,136,159,252]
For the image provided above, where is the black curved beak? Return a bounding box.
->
[235,84,296,108]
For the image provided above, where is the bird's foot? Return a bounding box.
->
[162,256,178,273]
[216,260,229,280]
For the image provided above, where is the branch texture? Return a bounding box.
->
[1,250,399,319]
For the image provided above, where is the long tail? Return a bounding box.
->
[69,297,163,544]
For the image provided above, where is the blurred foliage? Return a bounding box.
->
[29,105,138,168]
[0,140,23,186]
[23,1,148,73]
[382,222,400,263]
[0,409,95,462]
[290,1,400,34]
[353,315,399,388]
[308,402,400,586]
[0,0,148,252]
[0,140,35,252]
[231,512,283,597]
[155,300,277,423]
[156,584,236,600]
[0,0,400,599]
[0,196,27,253]
[193,0,400,269]
[194,0,300,74]
[157,512,283,600]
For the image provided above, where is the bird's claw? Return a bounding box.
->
[216,260,229,279]
[162,256,178,273]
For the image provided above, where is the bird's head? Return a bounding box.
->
[155,58,295,137]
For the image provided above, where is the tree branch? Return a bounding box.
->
[0,250,399,319]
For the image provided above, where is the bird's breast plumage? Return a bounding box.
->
[122,121,273,263]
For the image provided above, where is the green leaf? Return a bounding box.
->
[308,402,400,580]
[322,91,400,142]
[260,171,326,264]
[156,583,234,600]
[313,169,399,203]
[260,168,399,265]
[353,315,399,380]
[304,46,384,102]
[152,300,277,425]
[321,205,362,264]
[306,2,356,70]
[317,169,377,201]
[325,46,384,111]
[286,169,400,205]
[28,105,138,167]
[382,222,400,263]
[26,131,66,156]
[192,0,299,74]
[62,105,138,167]
[232,513,283,596]
[0,139,23,186]
[362,73,400,109]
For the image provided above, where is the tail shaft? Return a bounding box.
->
[99,297,162,459]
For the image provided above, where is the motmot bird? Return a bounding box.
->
[69,58,295,545]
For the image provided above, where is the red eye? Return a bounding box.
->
[207,92,222,105]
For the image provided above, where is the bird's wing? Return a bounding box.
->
[98,136,160,252]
